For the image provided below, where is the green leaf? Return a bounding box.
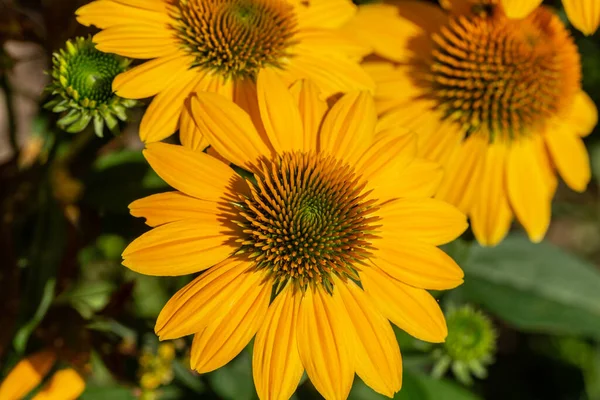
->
[172,360,205,394]
[79,385,136,400]
[208,351,256,400]
[462,234,600,338]
[13,278,56,353]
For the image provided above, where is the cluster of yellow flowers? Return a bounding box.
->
[5,0,597,399]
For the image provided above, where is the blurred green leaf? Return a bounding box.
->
[208,350,256,400]
[13,278,55,353]
[79,385,136,400]
[130,274,170,319]
[61,281,116,319]
[462,234,600,338]
[172,360,205,394]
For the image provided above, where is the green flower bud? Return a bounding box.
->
[44,37,136,137]
[432,305,497,385]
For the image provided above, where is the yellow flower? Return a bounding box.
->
[123,70,467,400]
[76,0,374,144]
[0,350,85,400]
[500,0,600,35]
[345,0,598,246]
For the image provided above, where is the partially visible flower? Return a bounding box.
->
[345,0,598,246]
[75,0,374,145]
[500,0,600,35]
[44,37,136,137]
[138,342,175,396]
[123,70,467,399]
[431,305,496,385]
[0,349,85,400]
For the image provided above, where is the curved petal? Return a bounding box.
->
[506,137,552,243]
[129,192,220,227]
[32,369,85,400]
[253,284,304,400]
[361,266,448,343]
[372,237,464,290]
[139,69,205,143]
[563,0,600,35]
[257,69,304,152]
[435,134,488,214]
[294,29,370,59]
[0,350,56,400]
[76,0,173,29]
[379,198,468,245]
[564,91,598,137]
[470,141,513,247]
[500,0,542,19]
[394,158,444,198]
[293,0,356,29]
[336,278,402,397]
[356,130,417,183]
[143,142,237,202]
[190,273,271,373]
[122,218,238,276]
[93,25,178,59]
[189,93,272,168]
[544,129,590,193]
[111,0,170,12]
[180,100,209,151]
[319,91,376,165]
[155,257,263,339]
[289,79,327,152]
[112,53,195,99]
[297,287,354,400]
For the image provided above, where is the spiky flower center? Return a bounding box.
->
[59,41,126,103]
[444,306,495,363]
[173,0,298,80]
[428,6,579,141]
[236,152,380,292]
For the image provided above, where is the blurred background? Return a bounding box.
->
[2,0,600,399]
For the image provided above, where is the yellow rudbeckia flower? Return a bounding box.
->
[345,0,598,246]
[75,0,374,144]
[499,0,600,35]
[123,71,467,400]
[0,350,85,400]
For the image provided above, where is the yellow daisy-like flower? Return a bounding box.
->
[500,0,600,35]
[76,0,374,145]
[0,350,85,400]
[123,70,467,400]
[345,0,598,246]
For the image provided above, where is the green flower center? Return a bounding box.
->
[173,0,298,80]
[428,6,579,141]
[236,152,381,292]
[445,307,495,363]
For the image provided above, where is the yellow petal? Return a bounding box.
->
[294,28,370,59]
[112,53,195,99]
[155,257,263,339]
[336,278,402,397]
[545,129,591,193]
[180,100,209,151]
[361,266,447,343]
[373,237,464,290]
[289,79,327,152]
[438,0,474,14]
[564,91,598,137]
[435,134,488,213]
[253,284,304,400]
[319,91,376,165]
[122,218,237,276]
[257,69,304,152]
[297,288,354,400]
[189,93,272,168]
[93,25,178,59]
[470,141,513,247]
[506,138,552,243]
[0,350,56,400]
[394,158,444,198]
[293,0,356,29]
[111,0,170,12]
[129,192,219,227]
[143,142,236,202]
[190,273,271,373]
[139,70,205,143]
[357,130,417,183]
[76,0,172,29]
[282,51,375,98]
[563,0,600,35]
[365,63,422,115]
[32,369,85,400]
[379,198,468,245]
[500,0,542,19]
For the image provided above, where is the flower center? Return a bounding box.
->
[57,39,127,104]
[173,0,298,80]
[428,6,580,141]
[236,152,381,292]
